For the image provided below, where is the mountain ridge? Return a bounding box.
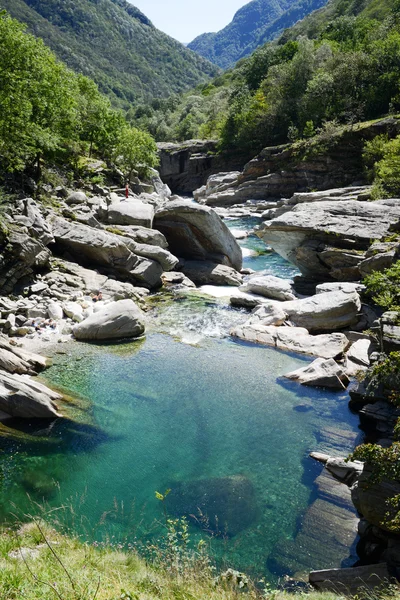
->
[0,0,219,108]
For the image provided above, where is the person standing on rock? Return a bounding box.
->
[125,183,129,199]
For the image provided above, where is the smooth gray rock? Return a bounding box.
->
[107,199,155,228]
[73,299,145,341]
[240,275,296,301]
[280,291,361,332]
[181,261,243,286]
[246,301,287,325]
[66,191,87,205]
[0,371,61,418]
[316,282,366,295]
[106,225,168,248]
[0,337,47,374]
[231,324,350,358]
[284,358,350,390]
[154,200,242,271]
[51,217,164,288]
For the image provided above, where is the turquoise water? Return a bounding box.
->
[0,218,360,580]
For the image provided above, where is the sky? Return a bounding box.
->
[129,0,248,43]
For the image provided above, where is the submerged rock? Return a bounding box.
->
[166,475,257,537]
[73,299,145,341]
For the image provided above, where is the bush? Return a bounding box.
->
[364,260,400,311]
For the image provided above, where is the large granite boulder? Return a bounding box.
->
[50,217,172,288]
[73,299,145,341]
[166,475,257,537]
[257,199,400,281]
[0,230,51,295]
[231,324,350,358]
[240,275,296,301]
[352,469,400,534]
[181,261,243,286]
[0,337,47,375]
[107,199,155,228]
[0,371,61,418]
[284,358,350,390]
[279,290,361,332]
[154,200,242,271]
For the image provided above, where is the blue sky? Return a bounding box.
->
[130,0,248,43]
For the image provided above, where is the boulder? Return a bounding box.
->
[246,301,287,325]
[284,358,350,390]
[257,199,400,280]
[316,282,366,295]
[0,371,61,418]
[73,299,145,341]
[161,272,196,289]
[352,469,400,534]
[240,275,296,301]
[106,225,168,248]
[154,200,242,271]
[107,199,155,228]
[279,291,361,332]
[166,475,257,536]
[181,261,243,286]
[0,337,47,374]
[231,324,350,358]
[66,191,87,205]
[51,217,164,288]
[0,230,51,295]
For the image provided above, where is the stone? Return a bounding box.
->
[73,299,145,341]
[161,272,196,289]
[284,358,350,390]
[107,199,155,228]
[248,302,288,325]
[106,225,168,248]
[21,198,54,245]
[47,302,64,321]
[240,275,296,301]
[279,291,361,332]
[257,199,400,280]
[0,230,51,295]
[50,217,164,289]
[166,475,257,537]
[181,261,243,286]
[229,292,268,310]
[0,371,61,418]
[309,563,394,594]
[63,302,84,323]
[154,200,242,271]
[316,282,366,295]
[346,339,371,367]
[231,324,350,359]
[66,191,87,205]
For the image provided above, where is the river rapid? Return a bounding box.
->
[0,216,362,580]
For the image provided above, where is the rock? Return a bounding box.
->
[157,140,241,194]
[257,199,400,280]
[309,563,394,594]
[0,338,47,372]
[0,230,51,295]
[0,371,61,418]
[66,191,87,205]
[166,475,257,536]
[381,311,400,353]
[231,324,350,359]
[21,198,54,245]
[107,199,155,228]
[51,217,164,289]
[284,358,350,390]
[347,339,371,367]
[229,292,268,310]
[240,275,296,301]
[63,302,84,323]
[154,200,242,271]
[73,299,145,341]
[161,272,196,289]
[106,225,168,248]
[47,302,64,321]
[247,302,288,325]
[181,261,243,286]
[278,291,361,332]
[316,282,366,295]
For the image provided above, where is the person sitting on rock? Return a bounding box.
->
[92,291,103,303]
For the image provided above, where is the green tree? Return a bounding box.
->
[114,127,158,180]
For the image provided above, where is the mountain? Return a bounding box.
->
[0,0,220,109]
[188,0,328,69]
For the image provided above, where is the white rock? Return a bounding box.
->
[0,371,61,418]
[63,302,84,323]
[73,299,145,341]
[240,275,296,301]
[47,302,63,321]
[284,357,350,390]
[66,191,87,205]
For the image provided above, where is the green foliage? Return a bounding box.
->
[187,0,327,69]
[351,442,400,483]
[1,0,219,110]
[114,127,158,180]
[367,351,400,405]
[364,261,400,311]
[0,11,158,178]
[364,134,400,197]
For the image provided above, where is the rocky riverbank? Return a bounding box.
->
[1,133,399,592]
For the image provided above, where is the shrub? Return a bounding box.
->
[364,260,400,311]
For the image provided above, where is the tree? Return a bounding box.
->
[114,127,158,180]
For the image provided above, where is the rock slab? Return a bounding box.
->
[73,299,145,341]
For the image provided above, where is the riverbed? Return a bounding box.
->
[0,218,362,580]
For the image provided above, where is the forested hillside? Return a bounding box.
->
[0,11,157,181]
[135,0,400,161]
[188,0,328,68]
[0,0,219,109]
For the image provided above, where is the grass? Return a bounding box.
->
[0,520,366,600]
